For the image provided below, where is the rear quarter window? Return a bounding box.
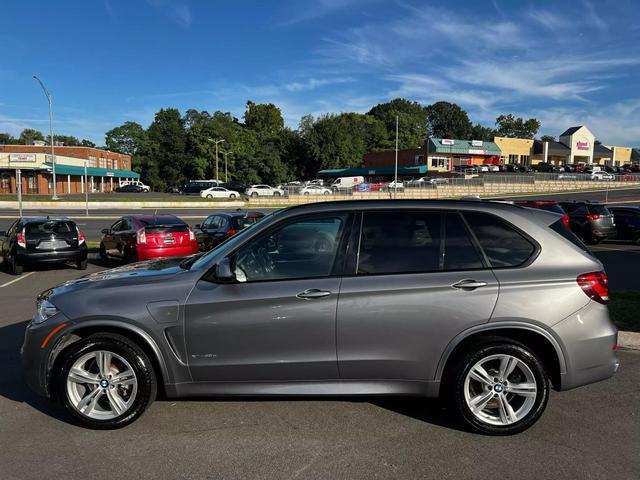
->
[463,212,536,268]
[549,220,588,252]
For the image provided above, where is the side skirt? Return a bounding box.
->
[165,379,441,399]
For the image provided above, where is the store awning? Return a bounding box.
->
[428,138,501,155]
[317,166,428,177]
[44,162,140,178]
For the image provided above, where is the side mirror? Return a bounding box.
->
[215,257,235,282]
[101,228,110,235]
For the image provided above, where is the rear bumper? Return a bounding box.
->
[590,226,617,238]
[16,245,88,264]
[136,243,198,261]
[553,301,619,391]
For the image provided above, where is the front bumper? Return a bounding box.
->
[21,313,73,398]
[553,301,619,391]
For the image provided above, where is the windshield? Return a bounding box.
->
[187,210,279,270]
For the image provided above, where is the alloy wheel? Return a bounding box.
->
[463,354,537,426]
[66,350,138,420]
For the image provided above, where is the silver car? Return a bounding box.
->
[21,200,619,434]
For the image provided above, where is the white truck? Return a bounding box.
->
[330,176,364,192]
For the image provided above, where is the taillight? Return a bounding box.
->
[77,227,85,245]
[577,271,609,304]
[188,228,195,241]
[226,229,237,236]
[17,229,26,248]
[136,227,147,244]
[585,214,601,221]
[562,214,571,229]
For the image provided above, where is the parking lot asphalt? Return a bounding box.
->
[0,252,639,479]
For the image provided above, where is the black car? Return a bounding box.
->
[608,206,640,244]
[0,217,88,275]
[222,181,249,194]
[559,202,617,244]
[115,184,145,193]
[179,181,220,195]
[194,211,265,251]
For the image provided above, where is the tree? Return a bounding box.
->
[495,114,540,139]
[18,128,45,145]
[244,101,284,137]
[0,133,18,145]
[49,135,82,146]
[425,101,472,139]
[470,123,495,141]
[143,108,188,190]
[367,98,426,149]
[105,121,148,156]
[80,139,96,148]
[540,135,556,142]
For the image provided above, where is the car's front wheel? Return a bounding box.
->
[55,334,157,429]
[450,340,549,435]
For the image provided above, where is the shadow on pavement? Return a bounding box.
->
[0,320,70,424]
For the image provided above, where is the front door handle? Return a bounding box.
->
[296,288,332,299]
[451,279,488,290]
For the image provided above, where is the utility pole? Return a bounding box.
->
[33,75,58,200]
[394,115,399,199]
[222,150,233,182]
[208,138,225,183]
[84,161,89,216]
[17,169,23,217]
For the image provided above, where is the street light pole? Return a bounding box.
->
[394,115,399,199]
[33,75,58,200]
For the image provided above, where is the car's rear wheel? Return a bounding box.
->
[55,334,157,429]
[251,192,258,197]
[229,193,236,199]
[450,340,549,435]
[9,254,23,275]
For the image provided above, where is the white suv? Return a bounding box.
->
[245,185,284,197]
[119,180,150,192]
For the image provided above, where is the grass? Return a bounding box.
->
[608,290,640,332]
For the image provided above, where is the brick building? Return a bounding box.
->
[0,145,138,195]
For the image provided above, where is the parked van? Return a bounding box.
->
[331,176,364,191]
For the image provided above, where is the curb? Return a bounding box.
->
[619,331,640,350]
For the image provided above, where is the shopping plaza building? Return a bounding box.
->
[318,124,637,180]
[0,144,138,194]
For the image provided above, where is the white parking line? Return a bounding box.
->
[0,271,35,288]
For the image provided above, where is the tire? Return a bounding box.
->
[304,192,310,196]
[206,194,213,199]
[323,191,330,195]
[10,255,23,275]
[449,339,549,435]
[229,194,236,199]
[54,333,157,429]
[274,192,281,197]
[99,243,108,261]
[251,192,258,197]
[77,259,88,270]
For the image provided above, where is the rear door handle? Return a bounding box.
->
[296,288,332,299]
[451,279,488,290]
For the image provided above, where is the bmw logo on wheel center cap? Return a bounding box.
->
[100,379,109,388]
[494,383,504,393]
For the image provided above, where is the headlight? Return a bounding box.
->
[33,299,59,325]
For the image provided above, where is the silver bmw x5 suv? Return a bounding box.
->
[21,200,619,434]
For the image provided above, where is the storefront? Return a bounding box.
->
[426,138,502,172]
[0,145,137,194]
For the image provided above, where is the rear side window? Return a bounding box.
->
[25,221,75,235]
[549,220,588,251]
[463,212,536,268]
[358,211,441,275]
[443,213,484,271]
[231,216,261,230]
[560,203,586,214]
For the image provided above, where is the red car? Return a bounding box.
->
[514,200,571,229]
[100,214,198,263]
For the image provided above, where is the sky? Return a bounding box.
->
[1,0,639,146]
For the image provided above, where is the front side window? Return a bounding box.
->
[463,212,536,268]
[234,214,348,282]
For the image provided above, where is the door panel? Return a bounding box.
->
[337,270,498,380]
[185,277,341,381]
